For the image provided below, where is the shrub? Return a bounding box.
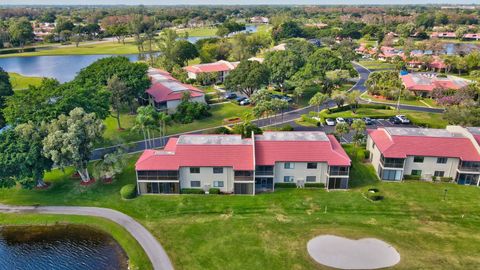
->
[403,175,421,180]
[208,188,221,194]
[215,126,231,134]
[120,184,137,199]
[278,125,294,131]
[300,114,319,126]
[305,183,325,188]
[440,177,453,183]
[181,188,205,194]
[173,100,211,124]
[0,47,36,55]
[364,150,370,160]
[275,182,297,188]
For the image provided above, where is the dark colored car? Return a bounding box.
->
[389,117,402,124]
[281,96,293,103]
[363,117,374,125]
[236,96,246,102]
[224,93,237,99]
[345,118,354,125]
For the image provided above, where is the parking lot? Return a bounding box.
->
[289,118,418,144]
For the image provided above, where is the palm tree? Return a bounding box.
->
[309,92,328,114]
[158,112,172,147]
[134,106,158,149]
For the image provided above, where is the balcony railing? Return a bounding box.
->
[255,170,274,176]
[234,176,254,181]
[380,159,404,168]
[458,166,480,172]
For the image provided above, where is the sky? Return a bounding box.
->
[2,0,479,5]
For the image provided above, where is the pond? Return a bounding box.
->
[0,224,128,270]
[0,54,141,83]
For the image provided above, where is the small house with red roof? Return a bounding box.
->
[184,60,239,83]
[367,126,480,185]
[463,33,480,41]
[400,73,470,97]
[145,68,205,112]
[430,32,456,39]
[135,132,351,195]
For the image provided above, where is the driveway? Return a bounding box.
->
[0,204,174,270]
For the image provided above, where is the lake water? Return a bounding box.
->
[0,54,140,82]
[0,224,128,270]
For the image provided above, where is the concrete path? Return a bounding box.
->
[0,204,174,270]
[307,235,400,269]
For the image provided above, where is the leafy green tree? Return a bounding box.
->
[94,148,127,181]
[264,50,304,91]
[107,75,128,130]
[157,29,179,72]
[331,90,346,108]
[309,92,328,113]
[174,40,199,66]
[74,56,150,113]
[335,122,350,140]
[229,33,251,61]
[43,108,105,183]
[346,90,361,113]
[224,60,269,97]
[272,21,304,41]
[133,106,159,149]
[8,17,34,50]
[216,20,245,37]
[0,67,13,127]
[351,119,366,149]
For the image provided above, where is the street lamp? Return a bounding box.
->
[443,189,448,200]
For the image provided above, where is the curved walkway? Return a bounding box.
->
[0,204,174,270]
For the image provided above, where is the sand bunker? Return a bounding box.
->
[307,235,400,269]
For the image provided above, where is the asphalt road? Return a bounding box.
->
[0,204,174,270]
[90,62,442,159]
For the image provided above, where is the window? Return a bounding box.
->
[437,157,447,164]
[284,162,294,169]
[213,167,223,174]
[190,167,200,174]
[381,169,402,181]
[434,171,445,177]
[283,176,294,182]
[306,176,316,182]
[413,156,424,163]
[213,181,224,187]
[190,181,201,187]
[411,170,422,176]
[307,163,317,169]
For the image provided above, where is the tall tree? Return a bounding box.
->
[309,92,328,113]
[346,90,361,113]
[224,60,269,97]
[133,106,159,149]
[173,40,199,66]
[157,29,179,72]
[43,108,104,183]
[264,50,304,91]
[0,67,13,127]
[107,75,128,130]
[8,17,34,50]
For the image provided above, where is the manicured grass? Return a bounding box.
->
[0,213,152,270]
[177,27,218,37]
[101,103,251,146]
[319,107,448,128]
[8,72,44,90]
[362,93,441,108]
[0,41,139,58]
[1,146,480,269]
[358,59,396,70]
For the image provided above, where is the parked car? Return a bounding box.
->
[395,115,410,124]
[389,116,402,124]
[336,117,346,124]
[325,118,336,126]
[363,117,374,125]
[224,92,237,99]
[239,98,250,106]
[236,96,246,102]
[281,95,293,103]
[345,118,354,125]
[271,94,283,99]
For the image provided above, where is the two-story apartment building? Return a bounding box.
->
[135,132,351,195]
[367,127,480,185]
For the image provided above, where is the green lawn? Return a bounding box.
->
[177,27,218,37]
[0,41,139,58]
[357,59,396,70]
[101,103,251,146]
[362,93,441,108]
[0,213,152,270]
[1,146,480,269]
[319,106,448,128]
[9,72,44,90]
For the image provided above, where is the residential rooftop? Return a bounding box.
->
[256,131,329,141]
[385,127,463,138]
[177,134,251,145]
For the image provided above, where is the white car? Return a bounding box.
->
[336,117,346,124]
[325,118,336,126]
[239,98,250,106]
[395,115,410,124]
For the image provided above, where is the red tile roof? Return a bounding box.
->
[136,135,255,171]
[368,128,480,161]
[401,73,469,92]
[463,33,480,39]
[184,60,238,74]
[146,69,204,103]
[430,32,456,38]
[136,132,351,171]
[254,133,350,166]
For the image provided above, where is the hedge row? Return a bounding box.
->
[305,183,325,188]
[0,47,36,55]
[274,183,297,188]
[403,175,421,180]
[208,188,220,194]
[181,188,205,194]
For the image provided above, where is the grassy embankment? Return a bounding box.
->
[8,72,44,90]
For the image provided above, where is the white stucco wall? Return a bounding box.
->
[404,156,459,179]
[367,135,383,175]
[273,162,329,184]
[179,166,235,193]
